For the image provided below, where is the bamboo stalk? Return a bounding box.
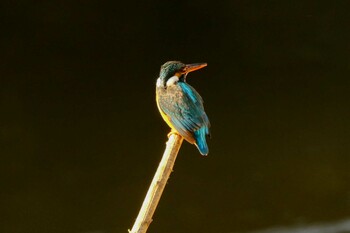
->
[129,133,183,233]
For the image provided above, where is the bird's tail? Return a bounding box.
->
[194,127,209,156]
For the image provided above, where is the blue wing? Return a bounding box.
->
[158,82,210,154]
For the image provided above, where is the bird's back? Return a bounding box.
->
[156,82,210,154]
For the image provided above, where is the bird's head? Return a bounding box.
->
[157,61,207,88]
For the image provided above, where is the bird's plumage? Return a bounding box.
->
[156,61,210,155]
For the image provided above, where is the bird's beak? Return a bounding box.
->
[183,63,207,74]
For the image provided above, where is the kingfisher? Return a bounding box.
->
[156,61,211,156]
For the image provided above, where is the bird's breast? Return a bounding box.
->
[156,85,183,101]
[156,86,181,132]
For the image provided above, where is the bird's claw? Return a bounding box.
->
[167,130,179,138]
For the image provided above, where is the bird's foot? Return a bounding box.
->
[167,130,179,138]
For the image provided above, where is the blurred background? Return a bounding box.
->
[1,1,350,233]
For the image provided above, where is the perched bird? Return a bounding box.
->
[156,61,211,155]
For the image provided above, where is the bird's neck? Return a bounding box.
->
[156,75,183,88]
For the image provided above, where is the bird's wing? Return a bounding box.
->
[158,82,210,141]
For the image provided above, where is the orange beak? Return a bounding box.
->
[183,63,207,74]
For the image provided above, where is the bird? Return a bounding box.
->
[156,61,211,156]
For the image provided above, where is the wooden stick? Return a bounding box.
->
[129,133,183,233]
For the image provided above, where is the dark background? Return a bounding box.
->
[1,1,350,233]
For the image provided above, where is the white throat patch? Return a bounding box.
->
[156,78,163,87]
[166,76,179,87]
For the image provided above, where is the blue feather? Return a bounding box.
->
[178,82,203,104]
[194,127,209,156]
[157,82,210,155]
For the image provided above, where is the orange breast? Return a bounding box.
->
[156,94,176,130]
[155,94,195,144]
